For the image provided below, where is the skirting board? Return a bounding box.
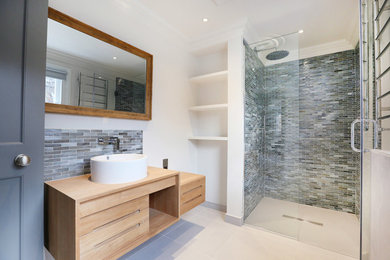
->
[224,213,244,226]
[202,201,227,212]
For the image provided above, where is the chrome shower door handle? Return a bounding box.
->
[351,119,361,153]
[351,119,378,153]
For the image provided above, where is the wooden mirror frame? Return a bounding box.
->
[46,8,153,120]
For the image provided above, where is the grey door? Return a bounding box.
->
[0,0,47,259]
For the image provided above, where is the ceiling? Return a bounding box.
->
[138,0,359,50]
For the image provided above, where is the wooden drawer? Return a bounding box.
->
[181,194,205,215]
[181,177,204,194]
[79,177,175,217]
[80,207,148,256]
[79,195,149,236]
[81,218,149,260]
[181,186,202,202]
[180,172,205,215]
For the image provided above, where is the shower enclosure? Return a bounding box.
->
[244,31,362,258]
[242,0,389,258]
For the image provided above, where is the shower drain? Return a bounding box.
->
[282,214,324,226]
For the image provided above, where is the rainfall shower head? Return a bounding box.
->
[251,36,289,61]
[265,50,289,60]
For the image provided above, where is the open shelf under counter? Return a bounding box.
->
[107,208,179,260]
[188,136,228,141]
[189,70,228,85]
[189,103,228,112]
[148,208,178,235]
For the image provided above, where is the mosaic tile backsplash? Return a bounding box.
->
[244,43,360,217]
[44,129,143,181]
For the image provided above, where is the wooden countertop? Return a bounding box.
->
[180,172,205,185]
[45,167,179,202]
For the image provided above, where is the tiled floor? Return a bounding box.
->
[245,197,360,259]
[119,219,204,260]
[120,204,358,260]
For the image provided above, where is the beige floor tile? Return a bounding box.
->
[175,205,358,260]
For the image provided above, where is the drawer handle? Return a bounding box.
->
[182,185,202,195]
[94,222,142,249]
[183,194,202,205]
[90,209,142,233]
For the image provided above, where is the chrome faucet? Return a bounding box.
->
[98,136,120,152]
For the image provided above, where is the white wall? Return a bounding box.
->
[226,35,245,225]
[46,0,196,173]
[370,150,390,260]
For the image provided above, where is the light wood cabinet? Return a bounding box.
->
[45,167,180,260]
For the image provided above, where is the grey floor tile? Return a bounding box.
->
[119,220,204,260]
[122,236,182,260]
[159,219,186,236]
[118,234,164,259]
[163,221,204,245]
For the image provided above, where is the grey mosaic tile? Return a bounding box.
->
[244,40,267,219]
[44,129,143,181]
[115,77,146,113]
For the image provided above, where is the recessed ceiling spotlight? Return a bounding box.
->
[203,18,208,22]
[113,56,117,60]
[298,29,304,34]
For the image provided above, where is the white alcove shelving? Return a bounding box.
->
[188,42,228,210]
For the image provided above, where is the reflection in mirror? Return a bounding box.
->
[46,18,147,113]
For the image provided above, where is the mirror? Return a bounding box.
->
[45,8,153,120]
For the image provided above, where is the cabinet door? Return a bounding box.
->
[0,0,47,259]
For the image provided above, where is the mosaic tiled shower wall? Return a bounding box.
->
[244,41,266,218]
[44,129,142,181]
[244,42,360,217]
[115,77,146,113]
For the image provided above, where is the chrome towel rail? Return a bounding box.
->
[376,41,390,60]
[375,0,389,20]
[374,0,390,146]
[377,66,390,80]
[377,90,390,100]
[378,114,390,120]
[78,72,109,109]
[375,15,390,40]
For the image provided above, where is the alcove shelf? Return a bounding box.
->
[188,136,228,141]
[189,104,228,111]
[189,70,228,85]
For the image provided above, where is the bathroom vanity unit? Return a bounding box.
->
[44,167,180,260]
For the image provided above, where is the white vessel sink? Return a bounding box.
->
[90,154,147,184]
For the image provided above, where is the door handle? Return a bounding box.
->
[351,119,361,152]
[351,119,378,153]
[14,154,31,167]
